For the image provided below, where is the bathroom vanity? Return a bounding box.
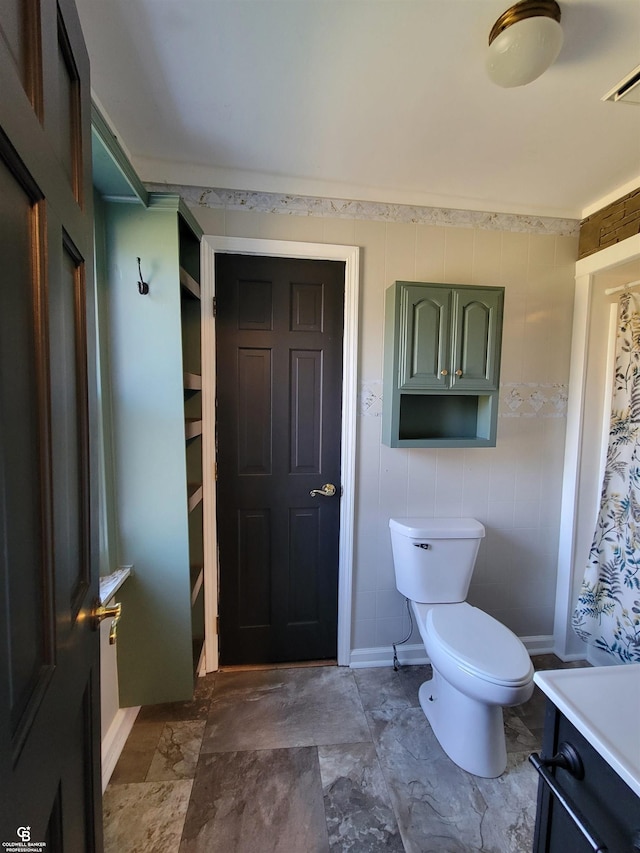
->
[532,665,640,852]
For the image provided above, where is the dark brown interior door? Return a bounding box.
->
[0,1,101,848]
[215,254,345,666]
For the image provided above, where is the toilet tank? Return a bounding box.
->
[389,518,485,603]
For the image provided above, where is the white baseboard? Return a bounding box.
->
[522,635,556,655]
[101,706,140,792]
[349,635,555,669]
[349,644,428,668]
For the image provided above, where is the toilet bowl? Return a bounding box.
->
[413,601,534,777]
[389,517,535,778]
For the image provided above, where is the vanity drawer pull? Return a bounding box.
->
[529,751,608,852]
[538,741,584,779]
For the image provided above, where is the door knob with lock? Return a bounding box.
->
[310,483,337,497]
[93,601,122,645]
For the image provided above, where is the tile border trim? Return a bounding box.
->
[145,183,579,237]
[359,381,569,418]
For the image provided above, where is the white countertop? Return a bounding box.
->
[534,664,640,798]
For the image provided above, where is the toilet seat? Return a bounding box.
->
[420,602,533,687]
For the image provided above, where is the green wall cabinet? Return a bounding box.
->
[383,281,504,448]
[104,194,205,706]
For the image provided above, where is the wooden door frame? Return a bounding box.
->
[201,237,360,669]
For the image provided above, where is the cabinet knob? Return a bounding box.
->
[440,369,448,376]
[455,369,463,377]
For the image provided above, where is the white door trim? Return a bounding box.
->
[555,233,640,659]
[200,236,360,669]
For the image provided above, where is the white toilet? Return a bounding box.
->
[389,517,534,778]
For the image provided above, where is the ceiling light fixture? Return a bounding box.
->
[486,0,563,88]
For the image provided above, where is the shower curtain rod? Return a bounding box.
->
[604,278,640,295]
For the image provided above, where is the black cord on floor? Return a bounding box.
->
[392,597,413,671]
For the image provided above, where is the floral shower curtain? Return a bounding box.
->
[572,290,640,663]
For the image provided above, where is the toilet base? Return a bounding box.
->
[418,668,508,778]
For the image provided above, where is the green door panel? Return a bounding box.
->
[399,284,451,389]
[450,288,503,391]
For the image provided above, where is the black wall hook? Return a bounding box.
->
[137,257,149,295]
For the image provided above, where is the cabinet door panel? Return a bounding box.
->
[399,285,450,389]
[450,288,503,390]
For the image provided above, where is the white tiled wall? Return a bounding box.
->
[192,204,578,654]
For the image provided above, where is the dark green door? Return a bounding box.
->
[0,0,101,847]
[215,254,345,666]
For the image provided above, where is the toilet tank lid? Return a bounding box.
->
[389,517,485,539]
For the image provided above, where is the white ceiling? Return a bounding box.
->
[75,0,640,219]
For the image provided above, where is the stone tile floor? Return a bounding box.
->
[103,654,588,852]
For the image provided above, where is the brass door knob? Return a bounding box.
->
[309,483,337,497]
[440,369,448,376]
[455,369,463,377]
[93,601,122,645]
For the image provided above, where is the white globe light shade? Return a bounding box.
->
[486,15,563,88]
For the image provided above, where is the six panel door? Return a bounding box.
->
[0,0,100,847]
[215,254,345,666]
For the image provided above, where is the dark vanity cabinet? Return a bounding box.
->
[532,701,640,852]
[382,281,504,447]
